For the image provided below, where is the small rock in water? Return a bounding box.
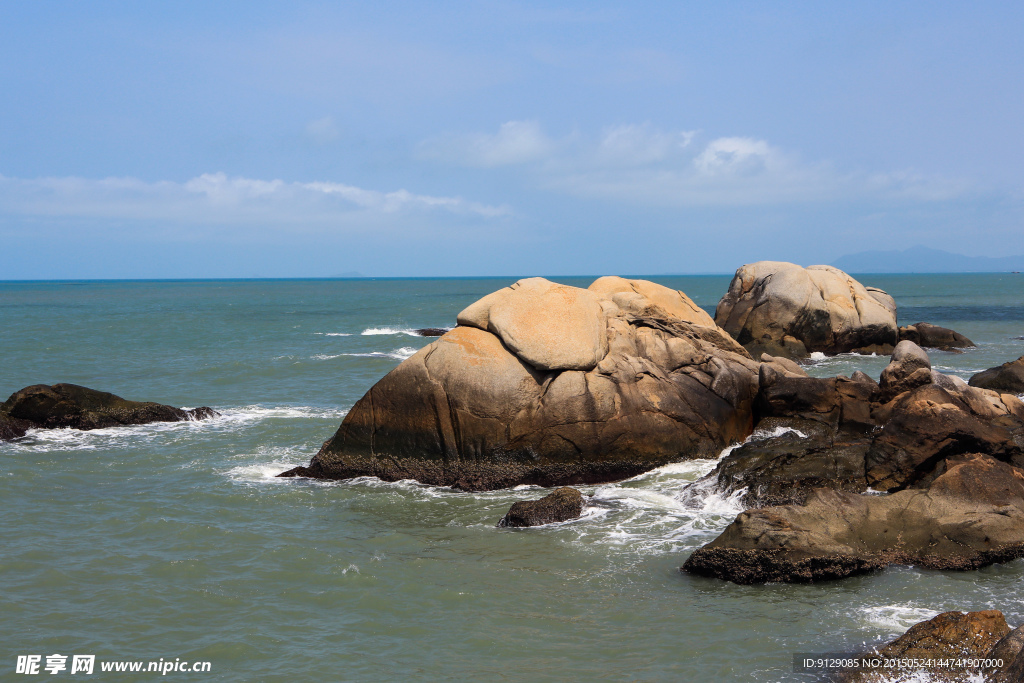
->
[413,328,449,337]
[497,487,584,527]
[969,354,1024,393]
[898,321,975,351]
[0,383,219,439]
[839,610,1020,682]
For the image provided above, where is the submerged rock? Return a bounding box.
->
[497,487,584,527]
[714,261,898,359]
[280,276,761,490]
[970,355,1024,394]
[414,328,450,337]
[683,454,1024,584]
[0,384,217,438]
[898,322,975,351]
[840,610,1017,682]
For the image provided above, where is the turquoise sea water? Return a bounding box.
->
[2,274,1023,682]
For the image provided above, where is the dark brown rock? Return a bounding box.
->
[281,277,760,491]
[0,384,217,435]
[986,624,1024,682]
[694,343,1024,517]
[705,417,872,507]
[970,355,1024,394]
[683,455,1024,584]
[841,610,1011,682]
[414,328,450,337]
[0,412,31,440]
[497,487,584,527]
[899,322,976,351]
[866,383,1024,491]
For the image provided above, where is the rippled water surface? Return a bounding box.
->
[2,275,1023,681]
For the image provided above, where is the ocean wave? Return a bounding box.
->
[312,347,418,361]
[750,425,808,440]
[362,327,421,336]
[225,461,304,483]
[0,405,349,452]
[314,332,353,337]
[859,604,941,634]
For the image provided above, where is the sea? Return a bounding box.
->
[2,274,1023,682]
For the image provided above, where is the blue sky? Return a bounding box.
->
[1,2,1022,278]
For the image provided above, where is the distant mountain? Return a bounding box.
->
[832,246,1024,273]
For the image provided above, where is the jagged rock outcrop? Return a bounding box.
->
[839,610,1020,683]
[683,454,1024,584]
[714,261,898,359]
[700,343,1024,509]
[497,487,584,527]
[898,322,975,351]
[280,277,762,490]
[970,355,1024,394]
[0,384,217,439]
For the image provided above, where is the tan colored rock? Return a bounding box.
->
[759,353,808,378]
[282,278,760,490]
[878,340,932,401]
[715,261,898,359]
[865,286,896,318]
[456,277,608,372]
[588,276,715,326]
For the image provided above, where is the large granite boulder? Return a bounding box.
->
[455,277,608,372]
[714,262,898,359]
[497,487,584,527]
[839,610,1018,683]
[281,277,762,490]
[683,454,1024,584]
[0,384,216,437]
[588,276,715,326]
[898,322,975,351]
[970,355,1024,394]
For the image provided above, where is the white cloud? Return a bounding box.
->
[595,124,695,166]
[417,120,555,167]
[693,137,774,175]
[0,172,510,231]
[418,122,973,206]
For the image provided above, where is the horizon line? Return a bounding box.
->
[2,271,1022,284]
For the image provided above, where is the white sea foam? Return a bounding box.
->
[809,351,828,361]
[362,327,420,336]
[859,604,941,634]
[1,405,349,452]
[313,347,418,361]
[751,425,808,440]
[314,332,353,337]
[225,460,305,484]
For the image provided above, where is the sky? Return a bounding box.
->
[1,1,1022,278]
